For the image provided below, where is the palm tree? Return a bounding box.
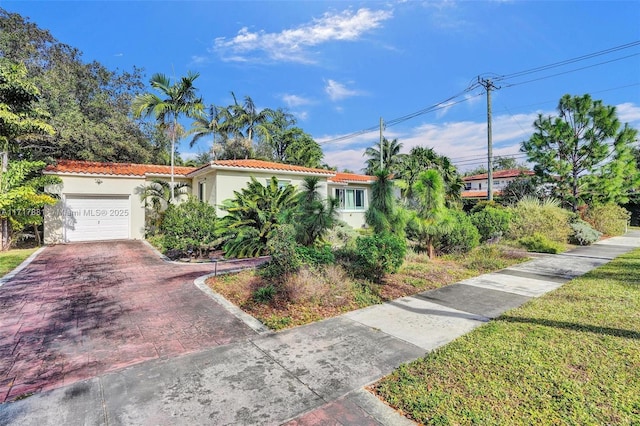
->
[226,93,275,150]
[188,104,226,160]
[140,179,190,234]
[221,176,298,258]
[132,72,203,202]
[363,138,404,175]
[296,176,339,246]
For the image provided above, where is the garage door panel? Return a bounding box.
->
[65,196,130,242]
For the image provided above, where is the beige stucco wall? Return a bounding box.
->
[44,175,147,243]
[213,169,326,216]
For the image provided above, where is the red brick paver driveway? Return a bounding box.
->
[0,241,262,402]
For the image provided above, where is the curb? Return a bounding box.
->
[194,273,272,335]
[0,247,46,288]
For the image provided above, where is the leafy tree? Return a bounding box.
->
[221,176,297,258]
[364,137,404,175]
[409,169,449,259]
[0,160,59,250]
[295,176,339,246]
[521,94,639,211]
[132,72,203,202]
[0,59,54,155]
[1,9,158,164]
[500,174,542,205]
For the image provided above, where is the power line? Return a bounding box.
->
[317,40,639,148]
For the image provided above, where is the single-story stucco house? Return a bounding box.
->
[43,159,375,244]
[461,169,534,199]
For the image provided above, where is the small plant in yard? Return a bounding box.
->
[436,209,480,254]
[252,284,276,303]
[339,233,407,282]
[569,220,601,246]
[518,232,564,254]
[508,196,571,244]
[584,203,630,236]
[470,206,512,242]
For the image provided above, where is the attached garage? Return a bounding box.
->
[64,195,131,242]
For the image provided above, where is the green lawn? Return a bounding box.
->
[374,248,640,425]
[0,248,38,277]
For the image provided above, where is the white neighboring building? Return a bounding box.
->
[43,159,375,244]
[461,169,534,199]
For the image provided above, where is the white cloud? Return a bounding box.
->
[616,102,640,125]
[213,8,393,63]
[325,79,362,101]
[281,94,312,107]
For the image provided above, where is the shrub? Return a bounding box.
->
[341,233,407,282]
[569,220,602,246]
[259,225,301,282]
[436,210,480,254]
[470,206,512,242]
[324,220,358,249]
[470,200,500,214]
[253,284,276,303]
[282,265,351,307]
[507,197,571,243]
[160,197,220,258]
[295,244,335,266]
[584,204,630,236]
[518,233,564,254]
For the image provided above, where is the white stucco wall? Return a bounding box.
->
[44,175,147,243]
[329,183,371,229]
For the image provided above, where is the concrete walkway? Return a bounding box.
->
[0,231,638,425]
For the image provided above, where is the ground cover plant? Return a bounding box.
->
[206,244,528,330]
[374,248,640,425]
[0,247,37,276]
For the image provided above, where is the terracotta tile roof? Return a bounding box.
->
[463,169,534,181]
[44,160,197,177]
[461,189,503,199]
[210,159,336,175]
[329,172,375,183]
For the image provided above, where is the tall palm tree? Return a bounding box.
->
[363,138,404,175]
[228,92,275,145]
[188,104,228,160]
[132,72,203,202]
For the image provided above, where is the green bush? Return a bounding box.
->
[470,200,500,214]
[470,206,512,242]
[253,284,276,303]
[584,204,630,236]
[295,244,335,266]
[508,197,571,243]
[570,220,602,246]
[519,233,564,254]
[436,210,480,254]
[160,197,220,258]
[259,224,301,282]
[341,233,407,282]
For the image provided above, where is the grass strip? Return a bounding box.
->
[374,248,640,425]
[0,248,38,277]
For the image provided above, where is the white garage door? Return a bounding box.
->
[64,196,131,242]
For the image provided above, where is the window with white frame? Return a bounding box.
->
[335,188,366,210]
[267,179,291,189]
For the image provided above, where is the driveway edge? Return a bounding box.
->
[194,273,272,335]
[0,246,46,288]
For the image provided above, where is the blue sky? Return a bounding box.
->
[4,1,640,172]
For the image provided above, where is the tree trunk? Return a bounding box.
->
[1,217,11,251]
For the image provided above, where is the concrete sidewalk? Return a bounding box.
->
[1,231,638,425]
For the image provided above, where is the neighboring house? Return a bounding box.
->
[461,169,534,199]
[43,159,375,243]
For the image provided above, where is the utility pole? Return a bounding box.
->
[479,77,498,201]
[379,117,384,170]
